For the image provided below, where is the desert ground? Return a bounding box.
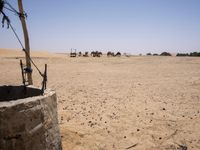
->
[0,49,200,150]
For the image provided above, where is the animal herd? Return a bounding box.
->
[70,50,121,57]
[70,50,200,58]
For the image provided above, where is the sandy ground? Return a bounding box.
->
[0,49,200,150]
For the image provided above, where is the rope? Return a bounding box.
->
[23,48,44,77]
[4,0,19,15]
[5,0,27,18]
[2,0,27,19]
[9,21,44,76]
[9,22,24,49]
[4,6,17,14]
[0,0,4,13]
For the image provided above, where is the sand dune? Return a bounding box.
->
[0,48,64,58]
[0,49,200,149]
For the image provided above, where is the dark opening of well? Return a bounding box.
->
[0,85,42,102]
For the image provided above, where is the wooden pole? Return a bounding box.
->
[18,0,33,85]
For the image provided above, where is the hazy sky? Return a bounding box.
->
[0,0,200,54]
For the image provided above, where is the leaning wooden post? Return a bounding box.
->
[18,0,33,85]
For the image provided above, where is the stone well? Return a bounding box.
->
[0,85,62,150]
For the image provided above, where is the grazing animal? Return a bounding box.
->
[107,51,115,57]
[115,52,121,57]
[78,51,82,57]
[83,52,89,57]
[107,51,121,57]
[91,51,102,57]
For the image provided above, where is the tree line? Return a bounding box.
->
[146,52,200,57]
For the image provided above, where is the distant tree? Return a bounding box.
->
[146,53,152,56]
[160,52,172,56]
[153,53,158,56]
[176,52,200,57]
[189,52,200,57]
[176,53,189,57]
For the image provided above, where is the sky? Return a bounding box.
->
[0,0,200,54]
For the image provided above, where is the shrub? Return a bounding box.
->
[146,53,152,56]
[160,52,172,56]
[176,52,200,57]
[176,53,189,57]
[189,52,200,57]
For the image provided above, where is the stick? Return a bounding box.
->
[125,143,138,149]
